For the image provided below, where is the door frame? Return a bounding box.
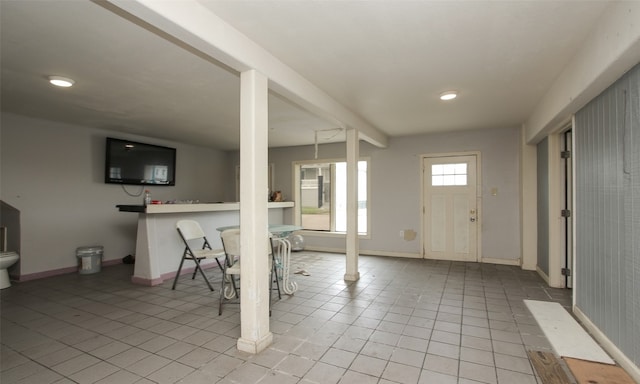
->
[545,121,573,289]
[561,128,573,289]
[420,151,482,262]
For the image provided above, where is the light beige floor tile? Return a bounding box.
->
[303,361,346,384]
[381,361,421,384]
[146,361,195,384]
[1,253,574,384]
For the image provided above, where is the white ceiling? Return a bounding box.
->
[0,1,612,151]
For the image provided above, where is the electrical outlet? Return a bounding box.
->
[399,230,404,238]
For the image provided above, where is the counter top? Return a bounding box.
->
[116,204,145,212]
[117,201,294,214]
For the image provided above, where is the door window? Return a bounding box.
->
[431,163,467,186]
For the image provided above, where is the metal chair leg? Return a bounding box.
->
[271,254,282,299]
[172,255,187,290]
[191,257,214,291]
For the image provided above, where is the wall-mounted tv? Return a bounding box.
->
[105,137,176,186]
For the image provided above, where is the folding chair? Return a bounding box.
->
[269,235,282,301]
[219,228,241,315]
[173,220,224,291]
[219,229,281,315]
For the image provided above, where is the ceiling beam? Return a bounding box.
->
[524,1,640,144]
[101,0,388,148]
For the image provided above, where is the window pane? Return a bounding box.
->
[357,161,367,234]
[335,161,368,233]
[453,163,467,174]
[300,163,331,230]
[454,175,467,185]
[335,163,346,232]
[432,162,468,186]
[298,160,368,234]
[443,164,456,174]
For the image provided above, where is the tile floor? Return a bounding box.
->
[1,252,575,384]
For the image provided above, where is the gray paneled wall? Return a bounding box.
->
[575,62,639,367]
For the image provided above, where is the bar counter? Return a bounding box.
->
[122,202,294,285]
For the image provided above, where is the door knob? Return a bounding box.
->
[470,217,476,222]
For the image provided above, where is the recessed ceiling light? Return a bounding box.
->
[440,91,457,101]
[49,76,75,87]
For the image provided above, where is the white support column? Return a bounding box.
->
[344,128,360,281]
[520,125,537,271]
[237,69,272,354]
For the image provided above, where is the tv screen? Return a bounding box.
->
[105,137,176,186]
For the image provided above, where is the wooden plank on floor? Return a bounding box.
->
[528,350,573,384]
[564,357,636,384]
[524,300,615,364]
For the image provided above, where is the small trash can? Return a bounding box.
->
[76,246,103,274]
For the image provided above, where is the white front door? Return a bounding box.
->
[423,154,478,262]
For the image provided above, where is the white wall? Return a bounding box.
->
[0,113,229,277]
[266,126,522,262]
[0,112,522,277]
[524,1,640,143]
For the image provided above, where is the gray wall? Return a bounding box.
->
[0,113,229,277]
[0,111,523,277]
[574,63,639,367]
[266,126,522,262]
[537,138,550,276]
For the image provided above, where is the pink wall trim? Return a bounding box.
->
[130,275,164,286]
[17,266,78,281]
[102,258,122,267]
[131,264,222,286]
[16,258,123,282]
[16,259,220,286]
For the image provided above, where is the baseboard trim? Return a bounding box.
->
[131,275,163,286]
[359,249,422,259]
[18,258,222,286]
[302,246,420,259]
[17,258,126,282]
[18,266,78,281]
[237,332,273,354]
[536,266,551,285]
[102,258,122,267]
[132,264,222,287]
[344,272,360,281]
[481,257,521,266]
[303,247,524,264]
[521,261,537,271]
[573,305,640,383]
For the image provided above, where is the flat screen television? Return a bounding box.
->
[105,137,176,186]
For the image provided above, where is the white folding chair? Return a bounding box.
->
[174,220,224,291]
[219,228,241,315]
[219,229,281,315]
[269,234,282,301]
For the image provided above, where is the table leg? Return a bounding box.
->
[223,274,237,299]
[276,237,298,294]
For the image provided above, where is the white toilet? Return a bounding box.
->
[0,252,19,289]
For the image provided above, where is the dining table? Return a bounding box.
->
[216,224,302,295]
